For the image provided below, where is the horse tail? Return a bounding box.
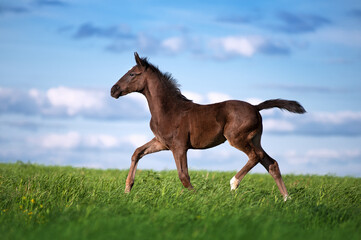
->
[255,99,306,114]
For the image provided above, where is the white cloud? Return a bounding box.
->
[28,88,42,102]
[245,98,263,105]
[183,91,231,104]
[126,93,148,111]
[263,119,295,132]
[284,149,361,164]
[32,131,150,150]
[162,37,185,53]
[0,86,149,119]
[310,111,361,124]
[84,134,119,148]
[211,36,264,58]
[108,33,190,55]
[40,131,81,149]
[260,110,361,136]
[223,36,260,56]
[207,92,231,103]
[306,149,361,160]
[46,87,105,115]
[183,91,205,103]
[126,134,150,147]
[209,35,290,59]
[2,85,361,136]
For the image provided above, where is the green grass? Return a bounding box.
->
[0,162,360,240]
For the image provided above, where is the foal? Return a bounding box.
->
[111,52,306,201]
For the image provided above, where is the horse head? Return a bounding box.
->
[111,52,147,98]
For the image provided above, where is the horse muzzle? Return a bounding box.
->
[111,85,122,99]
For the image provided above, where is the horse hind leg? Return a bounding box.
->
[227,132,264,191]
[226,127,290,201]
[260,152,290,201]
[229,149,264,190]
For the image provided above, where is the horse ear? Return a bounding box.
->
[134,52,143,67]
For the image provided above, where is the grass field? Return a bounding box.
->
[0,162,360,240]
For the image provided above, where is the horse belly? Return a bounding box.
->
[189,119,226,149]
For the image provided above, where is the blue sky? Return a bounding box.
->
[1,0,361,176]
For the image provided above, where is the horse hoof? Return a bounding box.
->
[124,186,132,193]
[284,195,292,202]
[230,176,240,190]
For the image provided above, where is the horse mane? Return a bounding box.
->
[139,57,192,102]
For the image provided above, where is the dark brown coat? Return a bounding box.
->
[111,53,305,200]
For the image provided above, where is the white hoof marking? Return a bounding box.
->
[284,195,292,202]
[230,176,240,190]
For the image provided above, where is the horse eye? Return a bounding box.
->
[129,73,135,77]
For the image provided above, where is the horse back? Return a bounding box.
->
[185,100,259,149]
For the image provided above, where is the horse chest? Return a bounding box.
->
[150,118,184,146]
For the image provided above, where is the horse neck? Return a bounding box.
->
[142,73,187,119]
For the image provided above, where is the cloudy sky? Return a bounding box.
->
[1,0,361,176]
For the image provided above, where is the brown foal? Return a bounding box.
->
[111,52,306,201]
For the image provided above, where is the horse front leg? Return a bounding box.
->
[172,149,193,190]
[125,138,167,193]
